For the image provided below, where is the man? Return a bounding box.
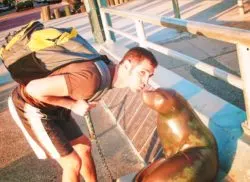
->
[8,46,158,182]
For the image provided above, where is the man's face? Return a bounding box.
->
[127,60,155,92]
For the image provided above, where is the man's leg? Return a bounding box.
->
[56,150,82,182]
[70,135,97,182]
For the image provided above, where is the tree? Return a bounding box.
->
[3,0,15,7]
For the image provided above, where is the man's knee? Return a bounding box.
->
[74,144,92,158]
[58,151,82,173]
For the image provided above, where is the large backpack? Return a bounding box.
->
[0,21,111,101]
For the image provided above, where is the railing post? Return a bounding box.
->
[114,0,119,5]
[64,5,71,16]
[135,20,147,48]
[237,44,250,133]
[84,0,105,43]
[172,0,181,19]
[109,0,115,6]
[97,1,116,42]
[238,0,245,15]
[80,4,86,13]
[53,8,61,19]
[41,6,51,22]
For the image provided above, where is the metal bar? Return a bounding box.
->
[107,26,140,42]
[172,0,181,19]
[151,148,163,163]
[144,41,243,90]
[237,44,250,128]
[100,7,250,46]
[100,11,112,42]
[135,20,147,47]
[97,0,116,42]
[106,25,243,89]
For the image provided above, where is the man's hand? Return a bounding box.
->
[71,100,98,116]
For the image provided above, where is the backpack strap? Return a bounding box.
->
[88,60,112,102]
[5,21,43,51]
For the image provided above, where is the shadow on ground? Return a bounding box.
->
[0,154,60,182]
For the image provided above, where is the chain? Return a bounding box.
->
[84,112,115,182]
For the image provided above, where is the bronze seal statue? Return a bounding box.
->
[134,88,219,182]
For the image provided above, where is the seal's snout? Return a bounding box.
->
[142,90,164,110]
[142,90,155,106]
[142,89,177,114]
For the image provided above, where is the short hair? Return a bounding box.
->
[120,47,158,68]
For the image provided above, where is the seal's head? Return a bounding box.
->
[142,88,182,114]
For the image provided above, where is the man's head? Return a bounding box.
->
[116,47,158,92]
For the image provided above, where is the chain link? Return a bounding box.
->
[84,112,115,182]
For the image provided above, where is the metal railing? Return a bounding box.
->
[99,7,250,129]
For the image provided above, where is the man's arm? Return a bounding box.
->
[25,75,91,115]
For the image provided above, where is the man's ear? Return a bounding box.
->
[123,59,132,71]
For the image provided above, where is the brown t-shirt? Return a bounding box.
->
[51,61,102,100]
[17,61,115,108]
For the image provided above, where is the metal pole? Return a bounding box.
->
[237,44,250,132]
[84,0,105,43]
[98,0,116,42]
[135,20,147,48]
[172,0,181,19]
